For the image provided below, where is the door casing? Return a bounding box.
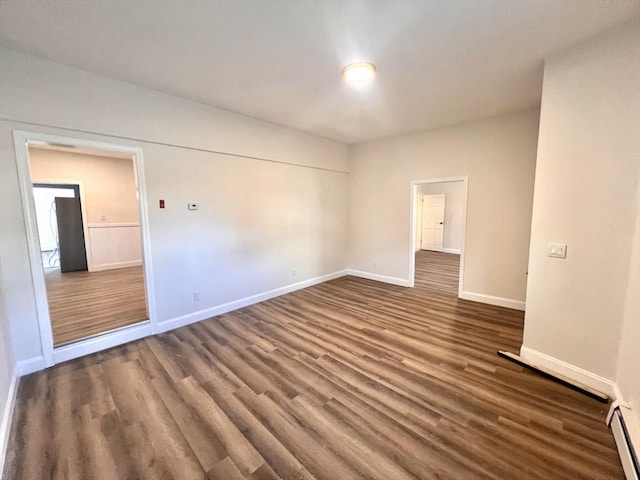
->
[13,130,157,369]
[409,177,468,295]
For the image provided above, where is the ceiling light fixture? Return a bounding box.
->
[343,62,376,83]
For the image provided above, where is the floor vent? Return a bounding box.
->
[608,402,639,480]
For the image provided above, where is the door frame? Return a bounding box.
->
[13,130,157,368]
[409,176,468,297]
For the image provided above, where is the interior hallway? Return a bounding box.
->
[4,254,623,479]
[45,266,147,346]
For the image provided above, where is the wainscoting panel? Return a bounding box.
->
[87,223,142,271]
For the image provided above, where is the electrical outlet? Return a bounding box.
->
[193,290,201,302]
[548,243,567,259]
[188,202,199,210]
[291,268,296,277]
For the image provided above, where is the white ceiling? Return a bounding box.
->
[0,1,638,144]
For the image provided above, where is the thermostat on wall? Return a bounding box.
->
[188,202,199,211]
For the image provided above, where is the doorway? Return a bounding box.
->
[14,131,156,367]
[410,177,468,296]
[33,183,87,273]
[29,145,148,347]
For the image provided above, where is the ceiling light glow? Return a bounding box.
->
[343,62,376,83]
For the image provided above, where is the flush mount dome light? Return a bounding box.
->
[343,62,376,82]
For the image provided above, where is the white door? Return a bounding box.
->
[421,194,445,251]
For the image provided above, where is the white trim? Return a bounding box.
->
[409,177,468,295]
[15,356,46,376]
[0,370,18,480]
[519,346,616,397]
[12,130,157,367]
[610,408,639,480]
[442,248,461,254]
[607,398,631,425]
[53,321,152,365]
[133,150,158,334]
[13,133,55,367]
[613,384,624,405]
[90,260,143,272]
[607,393,639,480]
[157,270,348,334]
[87,222,139,228]
[347,269,412,287]
[460,291,526,311]
[16,268,349,373]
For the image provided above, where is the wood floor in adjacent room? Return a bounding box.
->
[4,251,623,479]
[45,266,148,346]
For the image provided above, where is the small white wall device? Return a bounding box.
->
[548,243,567,258]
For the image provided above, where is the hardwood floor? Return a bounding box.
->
[414,249,460,295]
[45,266,147,346]
[4,251,623,479]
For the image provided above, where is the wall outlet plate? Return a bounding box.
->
[188,202,199,210]
[548,243,567,258]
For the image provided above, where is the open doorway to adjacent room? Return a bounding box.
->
[25,142,151,349]
[410,177,468,296]
[33,183,83,273]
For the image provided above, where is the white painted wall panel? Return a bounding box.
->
[29,148,139,224]
[0,257,16,479]
[88,225,142,271]
[349,109,539,302]
[523,21,640,381]
[0,48,349,365]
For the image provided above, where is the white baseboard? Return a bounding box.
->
[156,270,349,334]
[0,370,18,480]
[459,291,526,311]
[442,248,461,254]
[53,321,152,365]
[519,346,616,397]
[15,356,46,376]
[347,269,411,287]
[15,271,348,375]
[90,260,142,272]
[15,323,152,376]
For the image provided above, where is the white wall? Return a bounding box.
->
[349,109,539,306]
[416,181,465,253]
[29,148,139,224]
[0,257,17,479]
[522,21,640,390]
[0,48,349,367]
[29,147,143,271]
[617,185,640,414]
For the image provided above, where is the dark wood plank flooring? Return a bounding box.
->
[4,251,623,479]
[45,266,147,346]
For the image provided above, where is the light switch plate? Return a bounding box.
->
[548,243,567,258]
[188,202,199,210]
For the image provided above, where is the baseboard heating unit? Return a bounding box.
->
[607,401,639,480]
